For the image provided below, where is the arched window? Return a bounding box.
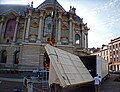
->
[13,50,20,64]
[75,34,80,44]
[0,50,7,63]
[4,19,16,39]
[43,16,52,37]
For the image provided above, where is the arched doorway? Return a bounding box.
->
[0,50,7,63]
[44,51,50,71]
[13,50,20,64]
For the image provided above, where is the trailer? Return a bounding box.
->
[79,55,109,81]
[45,44,93,91]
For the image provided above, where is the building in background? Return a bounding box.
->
[89,47,101,56]
[90,37,120,72]
[0,0,89,71]
[108,37,120,72]
[101,45,109,62]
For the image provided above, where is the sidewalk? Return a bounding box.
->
[100,74,120,92]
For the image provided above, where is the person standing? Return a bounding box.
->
[94,74,101,92]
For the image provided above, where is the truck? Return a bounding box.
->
[79,55,109,81]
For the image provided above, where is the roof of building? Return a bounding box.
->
[108,37,120,44]
[75,16,83,23]
[89,47,101,54]
[37,0,83,23]
[0,4,27,15]
[111,37,120,42]
[0,1,83,23]
[37,0,65,12]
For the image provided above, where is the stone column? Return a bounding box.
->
[72,22,75,45]
[0,16,4,41]
[86,33,88,48]
[22,16,28,41]
[25,9,32,42]
[57,11,62,44]
[84,33,87,48]
[80,30,82,48]
[37,10,44,43]
[69,14,73,45]
[1,20,7,43]
[81,24,86,48]
[81,31,85,48]
[84,33,88,48]
[83,33,85,48]
[41,15,45,41]
[12,16,19,43]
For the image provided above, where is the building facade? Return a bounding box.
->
[90,37,120,72]
[108,37,120,72]
[89,47,101,56]
[101,45,109,62]
[0,0,89,71]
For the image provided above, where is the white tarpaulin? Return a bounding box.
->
[45,44,93,87]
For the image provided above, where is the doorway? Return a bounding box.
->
[0,50,7,63]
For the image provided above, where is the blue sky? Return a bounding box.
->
[0,0,120,48]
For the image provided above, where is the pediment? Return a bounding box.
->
[2,9,20,17]
[37,0,65,13]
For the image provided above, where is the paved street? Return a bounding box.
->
[52,73,120,92]
[0,73,120,92]
[100,74,120,92]
[0,80,27,92]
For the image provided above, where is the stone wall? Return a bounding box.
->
[20,44,45,66]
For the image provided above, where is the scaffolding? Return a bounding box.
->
[36,69,49,90]
[23,69,49,92]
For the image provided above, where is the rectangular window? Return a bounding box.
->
[113,45,115,49]
[116,44,118,48]
[110,51,112,55]
[114,58,115,62]
[110,46,111,49]
[114,65,116,71]
[117,57,119,61]
[113,51,115,55]
[104,51,105,55]
[116,50,118,54]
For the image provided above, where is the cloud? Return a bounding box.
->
[87,1,120,47]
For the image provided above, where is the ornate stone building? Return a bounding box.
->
[0,0,89,71]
